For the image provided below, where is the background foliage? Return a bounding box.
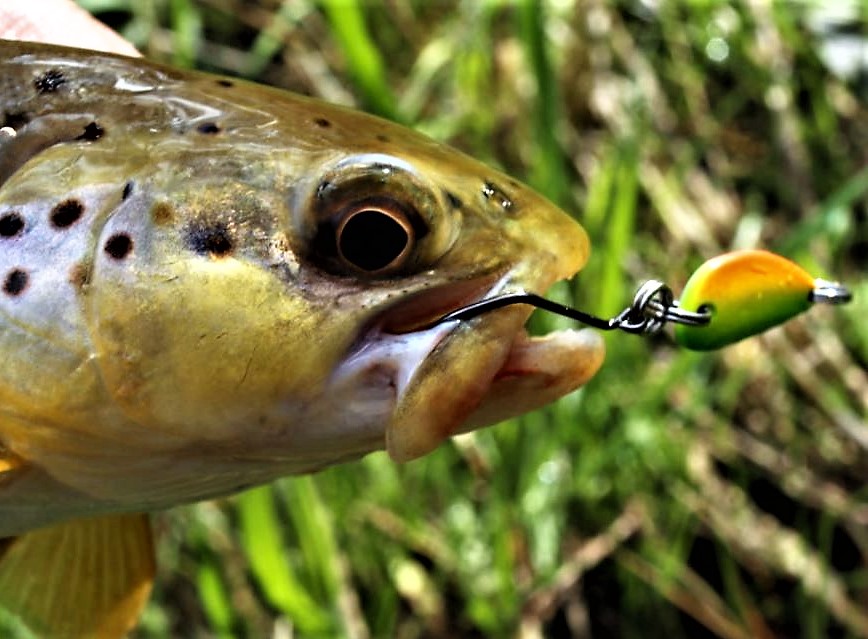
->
[44,1,868,637]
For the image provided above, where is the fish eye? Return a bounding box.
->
[335,199,415,274]
[306,157,443,277]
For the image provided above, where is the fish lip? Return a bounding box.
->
[332,267,602,465]
[373,273,556,460]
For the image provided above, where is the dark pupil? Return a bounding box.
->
[339,210,409,272]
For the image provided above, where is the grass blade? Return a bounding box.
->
[236,486,332,634]
[319,0,399,120]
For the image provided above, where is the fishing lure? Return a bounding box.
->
[429,249,852,350]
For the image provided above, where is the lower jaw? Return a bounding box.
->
[460,326,606,432]
[384,304,606,461]
[368,276,607,461]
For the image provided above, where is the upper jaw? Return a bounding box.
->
[328,271,510,410]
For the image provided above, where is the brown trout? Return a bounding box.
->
[0,39,604,637]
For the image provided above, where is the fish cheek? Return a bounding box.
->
[88,231,349,441]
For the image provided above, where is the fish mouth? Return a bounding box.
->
[332,272,606,463]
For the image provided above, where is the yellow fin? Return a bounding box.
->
[0,514,155,638]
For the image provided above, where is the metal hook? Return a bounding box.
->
[430,280,711,335]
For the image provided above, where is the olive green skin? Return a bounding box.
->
[0,40,601,536]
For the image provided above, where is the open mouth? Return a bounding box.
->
[333,273,606,462]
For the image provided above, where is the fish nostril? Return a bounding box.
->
[0,212,24,237]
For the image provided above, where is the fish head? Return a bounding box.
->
[302,137,605,463]
[81,94,605,474]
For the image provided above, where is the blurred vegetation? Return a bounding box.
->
[27,1,868,637]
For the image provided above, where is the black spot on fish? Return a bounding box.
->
[186,221,233,257]
[197,122,221,134]
[34,69,66,94]
[444,191,463,209]
[314,117,331,128]
[104,234,133,260]
[3,269,28,296]
[151,202,174,226]
[376,134,390,143]
[122,182,134,200]
[216,79,234,88]
[50,200,84,229]
[0,212,24,237]
[76,122,104,141]
[2,112,30,131]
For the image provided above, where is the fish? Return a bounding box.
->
[0,39,605,637]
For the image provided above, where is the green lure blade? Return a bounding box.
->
[674,250,851,350]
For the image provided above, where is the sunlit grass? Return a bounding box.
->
[15,1,863,637]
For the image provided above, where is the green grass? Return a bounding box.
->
[33,1,868,637]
